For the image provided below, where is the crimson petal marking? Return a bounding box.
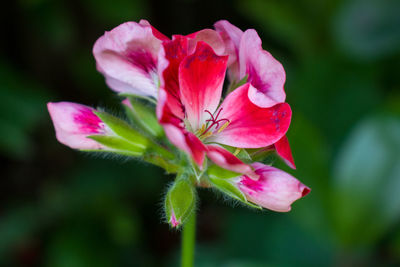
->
[274,135,296,169]
[209,83,291,148]
[179,41,228,131]
[239,29,286,108]
[237,163,310,212]
[93,22,163,97]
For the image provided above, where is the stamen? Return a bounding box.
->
[200,108,230,137]
[233,148,241,156]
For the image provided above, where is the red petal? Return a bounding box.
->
[158,35,190,119]
[209,83,291,148]
[163,123,206,167]
[157,88,206,167]
[274,135,296,169]
[179,42,228,130]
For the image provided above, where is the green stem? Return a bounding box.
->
[181,211,196,267]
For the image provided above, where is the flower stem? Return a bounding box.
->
[181,211,196,267]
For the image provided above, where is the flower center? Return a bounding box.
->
[198,108,230,139]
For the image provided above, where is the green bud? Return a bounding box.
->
[165,176,196,228]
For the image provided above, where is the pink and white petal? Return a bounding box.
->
[158,35,190,119]
[163,123,206,167]
[214,20,243,81]
[187,29,225,55]
[47,102,107,150]
[274,135,296,169]
[239,29,286,108]
[209,83,291,148]
[179,41,228,131]
[236,163,310,212]
[93,22,162,97]
[206,145,257,179]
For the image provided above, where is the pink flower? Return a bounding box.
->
[236,163,310,211]
[157,39,292,175]
[47,102,108,150]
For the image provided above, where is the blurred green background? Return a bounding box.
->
[1,0,400,266]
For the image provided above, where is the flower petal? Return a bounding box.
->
[158,35,190,119]
[209,83,291,148]
[214,20,243,82]
[47,102,106,150]
[236,163,310,212]
[93,21,163,97]
[157,88,206,167]
[274,135,296,169]
[163,123,206,167]
[239,29,286,108]
[187,29,225,55]
[179,41,228,131]
[206,145,256,178]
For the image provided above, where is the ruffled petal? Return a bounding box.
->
[274,135,296,169]
[179,41,228,131]
[206,145,256,178]
[239,29,286,108]
[93,22,164,97]
[47,102,107,150]
[209,83,291,148]
[187,29,225,55]
[236,163,310,212]
[214,20,243,82]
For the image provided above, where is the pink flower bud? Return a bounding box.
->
[237,163,310,212]
[47,102,108,150]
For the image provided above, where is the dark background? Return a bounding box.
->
[1,0,400,266]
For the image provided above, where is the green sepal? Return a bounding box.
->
[207,164,241,180]
[208,176,247,203]
[165,176,196,228]
[124,98,164,138]
[246,147,275,162]
[93,111,149,149]
[207,165,262,210]
[219,145,252,163]
[118,93,157,104]
[87,135,145,156]
[143,154,180,174]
